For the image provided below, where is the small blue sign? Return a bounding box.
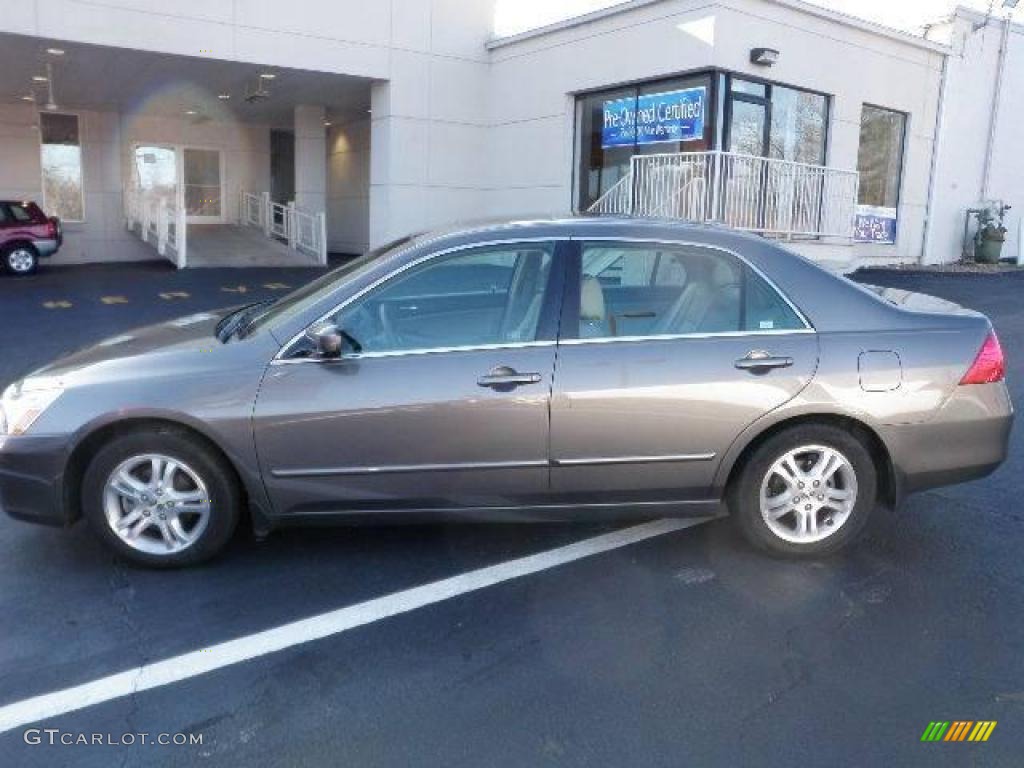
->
[602,87,706,149]
[854,205,898,244]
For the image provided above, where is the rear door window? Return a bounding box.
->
[577,242,806,338]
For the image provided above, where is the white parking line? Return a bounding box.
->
[0,518,710,734]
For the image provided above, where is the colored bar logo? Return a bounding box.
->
[921,721,997,742]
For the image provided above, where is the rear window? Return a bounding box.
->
[7,203,39,222]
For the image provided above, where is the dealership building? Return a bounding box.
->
[0,0,1020,270]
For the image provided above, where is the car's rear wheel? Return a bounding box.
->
[82,429,241,567]
[4,245,38,276]
[730,424,877,557]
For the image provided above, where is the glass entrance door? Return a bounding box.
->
[183,148,223,222]
[727,99,768,157]
[134,145,177,201]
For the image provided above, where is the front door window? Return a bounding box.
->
[332,244,556,354]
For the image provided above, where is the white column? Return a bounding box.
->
[294,104,327,215]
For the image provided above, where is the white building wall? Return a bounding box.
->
[0,0,502,250]
[486,0,946,265]
[327,116,371,254]
[927,11,1024,264]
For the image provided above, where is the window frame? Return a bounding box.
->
[39,110,85,223]
[275,238,570,363]
[572,69,832,213]
[722,73,831,165]
[558,238,814,345]
[855,103,908,231]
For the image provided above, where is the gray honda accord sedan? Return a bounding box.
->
[0,218,1013,567]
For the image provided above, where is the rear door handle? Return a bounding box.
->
[477,365,543,388]
[735,350,794,372]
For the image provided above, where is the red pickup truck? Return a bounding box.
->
[1,201,62,275]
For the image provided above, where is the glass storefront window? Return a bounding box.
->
[854,105,906,244]
[769,85,827,165]
[575,74,713,211]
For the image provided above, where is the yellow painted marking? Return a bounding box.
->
[263,282,291,290]
[100,296,129,305]
[42,301,72,309]
[159,291,190,300]
[221,285,249,294]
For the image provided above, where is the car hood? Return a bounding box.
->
[27,310,228,382]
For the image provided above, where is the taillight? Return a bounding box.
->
[959,331,1005,385]
[46,218,57,238]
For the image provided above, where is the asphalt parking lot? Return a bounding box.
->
[1,261,1022,766]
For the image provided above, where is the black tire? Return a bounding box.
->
[82,428,241,568]
[4,244,39,276]
[729,423,878,558]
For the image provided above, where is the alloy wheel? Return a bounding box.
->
[7,248,35,273]
[102,454,211,555]
[759,444,858,544]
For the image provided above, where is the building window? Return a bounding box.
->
[575,73,713,211]
[40,113,84,222]
[854,105,906,244]
[725,77,828,165]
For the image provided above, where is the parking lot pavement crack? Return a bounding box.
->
[107,559,147,747]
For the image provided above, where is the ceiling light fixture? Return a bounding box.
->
[46,47,65,56]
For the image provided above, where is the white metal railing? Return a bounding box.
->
[240,191,327,265]
[125,187,187,268]
[588,151,860,240]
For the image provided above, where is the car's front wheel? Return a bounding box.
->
[730,424,877,557]
[82,429,241,567]
[4,245,39,276]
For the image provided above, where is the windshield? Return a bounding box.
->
[242,236,419,335]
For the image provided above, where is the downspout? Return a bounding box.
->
[980,14,1011,200]
[921,48,950,264]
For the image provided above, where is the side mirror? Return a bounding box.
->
[307,322,343,359]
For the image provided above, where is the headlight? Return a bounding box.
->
[0,380,63,436]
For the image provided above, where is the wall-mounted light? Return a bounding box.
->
[185,110,197,116]
[46,47,65,56]
[259,72,276,80]
[32,75,49,83]
[750,47,780,66]
[323,121,332,127]
[20,94,35,102]
[217,93,231,100]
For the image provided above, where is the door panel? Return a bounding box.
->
[551,240,818,503]
[254,240,562,518]
[550,334,817,500]
[254,347,555,515]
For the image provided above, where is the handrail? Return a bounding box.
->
[125,187,186,268]
[586,150,860,240]
[240,191,327,265]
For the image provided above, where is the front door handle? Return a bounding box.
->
[735,350,794,372]
[477,365,543,389]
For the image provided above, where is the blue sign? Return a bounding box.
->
[602,87,706,149]
[854,205,898,244]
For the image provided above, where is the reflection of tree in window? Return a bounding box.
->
[857,106,905,209]
[40,113,84,221]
